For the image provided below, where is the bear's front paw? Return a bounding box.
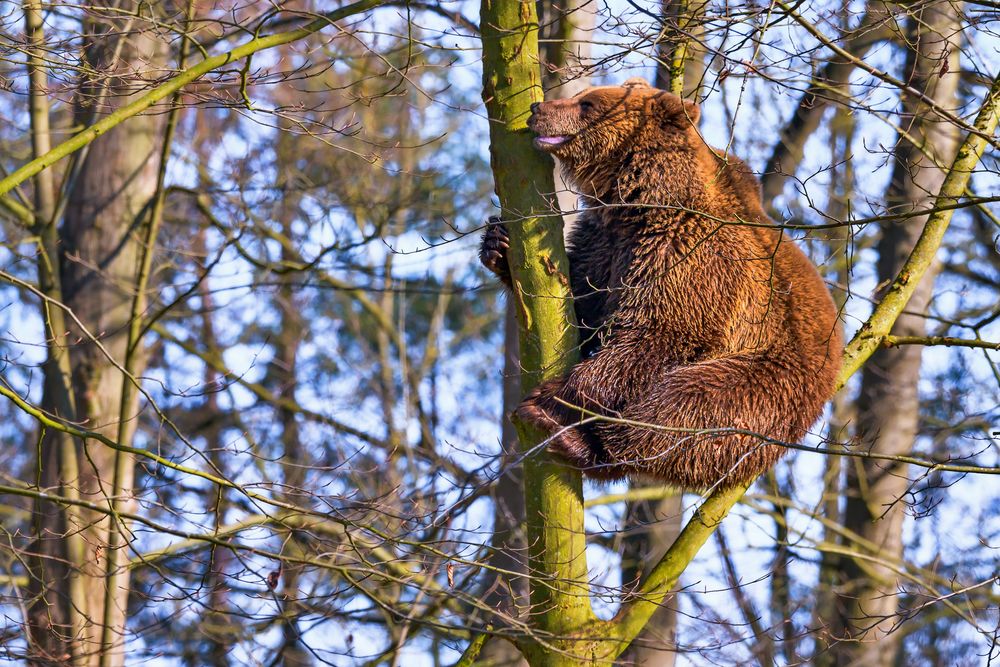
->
[479,217,511,285]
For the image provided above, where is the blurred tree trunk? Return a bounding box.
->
[273,297,310,667]
[194,229,235,667]
[23,1,83,662]
[766,471,794,663]
[810,102,856,667]
[24,5,169,665]
[618,5,707,663]
[618,497,683,666]
[652,0,709,99]
[539,0,595,224]
[833,3,961,666]
[759,2,895,209]
[271,177,311,665]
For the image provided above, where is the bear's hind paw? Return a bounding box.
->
[512,399,560,433]
[545,428,594,465]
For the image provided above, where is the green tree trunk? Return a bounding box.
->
[480,1,593,664]
[480,4,593,663]
[481,304,532,667]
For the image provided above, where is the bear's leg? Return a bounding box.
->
[514,376,630,479]
[593,354,815,488]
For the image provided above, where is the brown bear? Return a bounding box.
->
[480,79,843,489]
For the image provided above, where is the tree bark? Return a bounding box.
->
[652,0,709,98]
[480,306,532,667]
[833,4,961,665]
[481,2,592,664]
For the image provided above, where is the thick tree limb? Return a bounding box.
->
[609,483,751,654]
[836,72,1000,390]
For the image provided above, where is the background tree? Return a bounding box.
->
[22,3,171,663]
[834,5,961,665]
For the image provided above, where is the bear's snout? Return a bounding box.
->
[527,101,579,141]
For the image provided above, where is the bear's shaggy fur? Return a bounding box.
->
[480,79,843,489]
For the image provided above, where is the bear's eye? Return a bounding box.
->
[579,100,594,113]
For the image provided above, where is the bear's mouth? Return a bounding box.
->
[533,135,572,150]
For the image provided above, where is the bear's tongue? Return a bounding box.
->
[535,135,570,146]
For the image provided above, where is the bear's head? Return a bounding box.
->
[527,78,701,187]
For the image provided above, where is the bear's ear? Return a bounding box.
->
[652,92,700,128]
[681,98,701,125]
[622,77,652,89]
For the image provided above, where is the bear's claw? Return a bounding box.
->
[479,217,511,284]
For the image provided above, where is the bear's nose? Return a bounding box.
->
[530,102,540,114]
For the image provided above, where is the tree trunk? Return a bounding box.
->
[23,1,85,662]
[25,7,169,665]
[480,2,790,663]
[193,226,236,667]
[833,4,961,666]
[272,187,311,666]
[538,0,595,227]
[481,2,593,664]
[652,0,709,99]
[618,4,707,661]
[480,306,532,667]
[811,102,856,667]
